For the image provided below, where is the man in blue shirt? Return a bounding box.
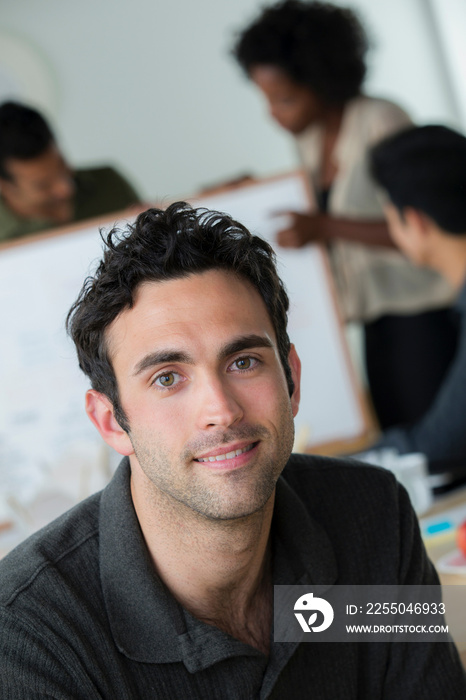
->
[371,125,466,481]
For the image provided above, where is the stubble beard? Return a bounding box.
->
[129,402,295,522]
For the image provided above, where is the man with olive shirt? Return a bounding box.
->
[0,101,140,242]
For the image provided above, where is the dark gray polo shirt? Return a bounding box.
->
[1,455,465,699]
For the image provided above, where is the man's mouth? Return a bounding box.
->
[194,442,257,463]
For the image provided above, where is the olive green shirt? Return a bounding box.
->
[0,166,139,243]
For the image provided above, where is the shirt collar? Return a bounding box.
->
[99,457,337,669]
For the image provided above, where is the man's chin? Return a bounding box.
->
[47,201,75,224]
[205,502,273,522]
[187,482,277,523]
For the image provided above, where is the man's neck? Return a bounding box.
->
[429,233,466,290]
[130,470,275,653]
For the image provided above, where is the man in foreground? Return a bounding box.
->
[370,125,466,477]
[0,202,465,698]
[0,101,140,242]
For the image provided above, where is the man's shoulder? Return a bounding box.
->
[279,454,424,586]
[282,453,400,516]
[75,164,126,182]
[74,165,136,195]
[73,165,139,219]
[284,452,395,484]
[0,490,118,698]
[0,491,101,609]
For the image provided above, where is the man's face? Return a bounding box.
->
[105,269,300,521]
[0,143,75,223]
[250,65,325,135]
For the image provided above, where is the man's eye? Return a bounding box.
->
[231,356,258,372]
[153,371,180,388]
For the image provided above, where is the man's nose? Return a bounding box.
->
[196,376,244,430]
[53,174,74,200]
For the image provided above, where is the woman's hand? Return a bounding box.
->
[275,211,395,249]
[276,212,326,248]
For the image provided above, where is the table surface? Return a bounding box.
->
[422,486,466,667]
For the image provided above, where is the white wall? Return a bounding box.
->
[0,0,463,201]
[427,0,466,126]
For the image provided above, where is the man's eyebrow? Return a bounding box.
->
[132,335,274,376]
[219,334,274,359]
[133,350,194,376]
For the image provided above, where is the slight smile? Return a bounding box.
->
[192,442,261,471]
[195,442,257,463]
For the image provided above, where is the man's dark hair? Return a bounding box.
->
[371,125,466,235]
[0,101,54,180]
[67,202,293,431]
[233,0,368,104]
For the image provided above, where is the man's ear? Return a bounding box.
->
[403,207,431,237]
[85,389,133,456]
[288,344,301,418]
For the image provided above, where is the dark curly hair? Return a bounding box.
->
[67,201,293,431]
[233,0,369,104]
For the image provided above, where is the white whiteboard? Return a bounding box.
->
[0,216,131,549]
[0,175,371,552]
[191,173,369,449]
